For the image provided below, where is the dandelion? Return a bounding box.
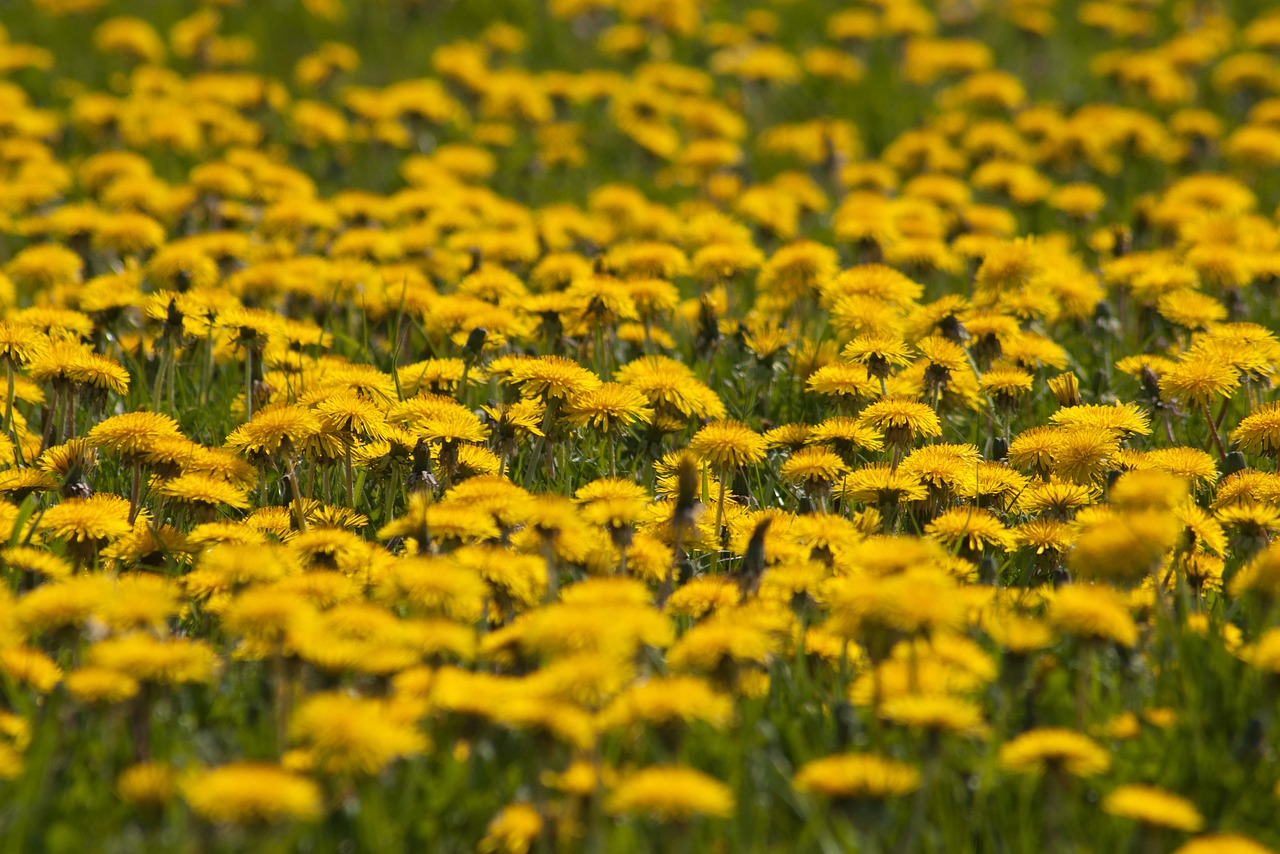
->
[840,464,928,526]
[780,447,847,511]
[564,382,653,475]
[1047,585,1138,647]
[479,803,544,854]
[605,766,735,821]
[925,507,1017,558]
[1051,427,1119,484]
[690,420,767,542]
[599,675,735,730]
[66,668,141,704]
[1068,511,1180,585]
[858,398,942,462]
[980,363,1034,412]
[39,494,132,566]
[225,403,320,524]
[0,320,44,439]
[805,362,879,405]
[998,728,1111,777]
[225,405,322,465]
[793,753,920,799]
[156,472,252,515]
[879,694,989,738]
[1232,401,1280,458]
[1159,355,1239,460]
[117,762,177,808]
[180,763,322,824]
[807,416,885,463]
[289,692,427,775]
[1102,784,1204,832]
[1172,835,1275,854]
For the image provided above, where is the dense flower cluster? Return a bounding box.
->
[1,0,1280,851]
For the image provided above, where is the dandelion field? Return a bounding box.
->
[7,0,1280,851]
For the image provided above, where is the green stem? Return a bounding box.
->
[128,461,142,524]
[287,457,308,533]
[1202,399,1228,463]
[715,464,728,550]
[202,328,215,406]
[4,362,14,438]
[344,443,356,510]
[245,346,254,421]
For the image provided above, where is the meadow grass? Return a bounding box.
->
[1,0,1280,852]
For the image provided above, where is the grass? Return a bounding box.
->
[0,0,1279,852]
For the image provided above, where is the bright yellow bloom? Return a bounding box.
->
[289,692,427,775]
[998,728,1111,777]
[689,420,767,468]
[793,753,920,799]
[605,766,735,821]
[1102,784,1204,832]
[180,763,322,824]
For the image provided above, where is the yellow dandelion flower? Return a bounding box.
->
[1159,356,1240,408]
[0,645,63,693]
[505,355,601,402]
[599,675,735,731]
[1103,783,1204,832]
[478,803,543,854]
[117,761,177,808]
[689,420,767,468]
[66,667,141,704]
[87,634,218,684]
[1047,585,1137,647]
[290,692,427,775]
[793,753,920,799]
[40,494,133,544]
[780,446,848,486]
[1232,402,1280,457]
[605,766,735,821]
[925,507,1017,555]
[858,397,942,450]
[998,728,1111,777]
[225,404,321,463]
[564,382,654,432]
[180,763,322,824]
[1051,427,1120,484]
[156,472,251,510]
[1172,834,1275,854]
[879,694,989,737]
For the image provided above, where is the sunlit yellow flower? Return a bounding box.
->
[793,753,920,799]
[858,398,942,451]
[605,766,735,821]
[290,692,427,775]
[180,763,322,824]
[998,728,1111,777]
[1047,585,1137,647]
[564,382,654,432]
[87,634,218,685]
[117,761,177,807]
[1233,402,1280,457]
[689,420,767,468]
[225,404,321,463]
[1102,784,1204,832]
[478,803,543,854]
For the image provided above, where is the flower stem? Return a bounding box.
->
[715,464,728,548]
[3,362,14,438]
[344,444,356,510]
[287,457,308,533]
[128,461,142,524]
[244,346,254,421]
[1202,399,1228,462]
